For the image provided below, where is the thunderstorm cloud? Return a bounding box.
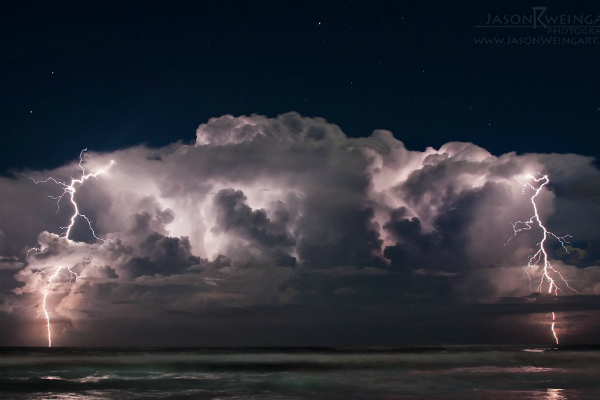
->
[1,112,599,346]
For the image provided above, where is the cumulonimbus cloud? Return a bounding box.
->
[1,112,599,344]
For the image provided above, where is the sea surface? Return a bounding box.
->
[1,346,600,399]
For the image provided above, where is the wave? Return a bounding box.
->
[2,347,600,400]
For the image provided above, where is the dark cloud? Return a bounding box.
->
[128,233,200,278]
[213,188,295,248]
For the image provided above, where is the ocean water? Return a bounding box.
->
[1,346,600,399]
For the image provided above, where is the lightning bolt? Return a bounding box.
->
[550,312,559,345]
[42,266,63,348]
[510,173,577,295]
[40,265,79,347]
[32,148,115,240]
[509,173,578,344]
[31,149,114,347]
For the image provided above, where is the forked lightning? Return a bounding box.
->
[509,173,578,344]
[31,149,114,347]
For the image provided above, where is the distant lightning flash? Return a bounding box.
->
[509,173,578,344]
[31,149,114,347]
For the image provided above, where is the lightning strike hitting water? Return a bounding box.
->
[42,266,63,348]
[509,173,578,344]
[31,149,114,347]
[551,312,559,345]
[40,265,79,347]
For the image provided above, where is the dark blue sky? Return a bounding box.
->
[1,0,599,172]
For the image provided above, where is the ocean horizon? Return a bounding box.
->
[1,345,600,399]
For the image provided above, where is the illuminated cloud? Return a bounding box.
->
[0,112,599,345]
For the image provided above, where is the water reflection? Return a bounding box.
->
[544,388,566,400]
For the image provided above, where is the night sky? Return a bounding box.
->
[1,1,600,347]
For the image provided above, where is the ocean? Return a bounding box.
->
[1,346,599,399]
